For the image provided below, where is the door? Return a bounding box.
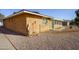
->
[32,20,40,35]
[32,21,37,34]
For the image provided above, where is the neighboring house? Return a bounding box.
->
[0,19,3,26]
[62,20,70,27]
[3,10,52,36]
[0,13,5,26]
[52,18,65,31]
[52,18,70,31]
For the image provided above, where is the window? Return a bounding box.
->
[43,18,48,24]
[54,21,56,24]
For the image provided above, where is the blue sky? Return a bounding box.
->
[0,9,76,20]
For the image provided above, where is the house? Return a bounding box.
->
[62,20,70,27]
[52,18,70,31]
[3,10,52,36]
[0,19,3,26]
[0,13,5,26]
[52,18,65,31]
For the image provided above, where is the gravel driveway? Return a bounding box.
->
[0,27,79,50]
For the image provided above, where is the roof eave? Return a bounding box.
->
[4,11,52,19]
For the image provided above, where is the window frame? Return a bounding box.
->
[43,18,48,24]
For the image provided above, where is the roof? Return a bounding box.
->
[53,18,70,22]
[4,10,52,19]
[63,20,70,22]
[53,17,64,22]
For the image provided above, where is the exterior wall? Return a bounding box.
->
[3,13,28,35]
[53,20,65,31]
[0,22,3,26]
[67,22,70,27]
[26,14,41,35]
[39,18,52,32]
[26,14,52,35]
[62,21,70,29]
[53,24,64,30]
[4,13,52,36]
[0,19,3,26]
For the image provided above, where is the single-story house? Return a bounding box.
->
[3,10,53,36]
[3,10,70,35]
[62,20,70,27]
[52,18,70,31]
[52,18,65,31]
[0,19,3,26]
[0,13,5,26]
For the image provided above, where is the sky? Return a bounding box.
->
[0,9,77,20]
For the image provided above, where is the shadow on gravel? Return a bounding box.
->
[0,26,79,36]
[0,26,25,36]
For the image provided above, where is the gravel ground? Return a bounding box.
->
[0,27,79,50]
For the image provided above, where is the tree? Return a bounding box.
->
[74,9,79,27]
[70,20,75,25]
[75,9,79,17]
[75,17,79,27]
